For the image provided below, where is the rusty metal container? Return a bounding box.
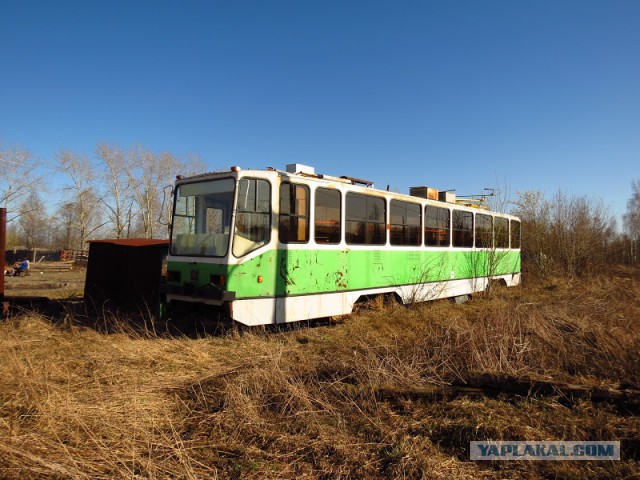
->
[409,186,439,200]
[438,191,457,203]
[84,239,169,315]
[1,208,5,307]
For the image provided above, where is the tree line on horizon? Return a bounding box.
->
[1,141,205,250]
[515,187,639,276]
[1,140,639,273]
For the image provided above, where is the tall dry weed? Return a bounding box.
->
[0,313,230,479]
[1,272,639,479]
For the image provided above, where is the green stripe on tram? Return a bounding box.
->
[168,249,520,299]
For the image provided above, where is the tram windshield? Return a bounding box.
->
[170,178,235,257]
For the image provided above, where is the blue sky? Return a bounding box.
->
[1,0,638,221]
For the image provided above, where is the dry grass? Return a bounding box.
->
[1,270,639,479]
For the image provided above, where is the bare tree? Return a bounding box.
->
[50,193,105,250]
[52,200,79,250]
[16,191,50,249]
[623,180,640,241]
[96,143,207,239]
[128,147,183,238]
[182,153,207,176]
[623,180,640,264]
[0,143,44,222]
[514,190,552,276]
[514,190,615,277]
[550,192,614,277]
[55,149,105,248]
[96,143,136,238]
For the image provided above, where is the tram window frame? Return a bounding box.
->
[345,192,386,245]
[510,220,521,249]
[425,205,450,247]
[279,182,310,244]
[390,199,422,246]
[495,216,509,249]
[314,187,341,244]
[475,213,493,249]
[452,210,474,248]
[233,177,272,258]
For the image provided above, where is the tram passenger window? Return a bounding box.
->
[315,188,341,244]
[346,193,386,245]
[452,210,473,247]
[511,220,521,249]
[390,200,421,246]
[425,206,450,247]
[495,217,509,248]
[475,213,493,248]
[279,182,310,243]
[233,178,271,257]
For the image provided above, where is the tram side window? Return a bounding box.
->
[475,213,493,248]
[495,217,509,248]
[390,200,421,246]
[511,220,521,249]
[315,188,341,244]
[279,182,310,243]
[346,193,386,245]
[425,205,450,247]
[452,210,474,247]
[233,178,271,257]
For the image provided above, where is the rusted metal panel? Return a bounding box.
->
[84,239,169,315]
[438,191,456,203]
[0,208,5,306]
[340,175,374,187]
[409,186,439,200]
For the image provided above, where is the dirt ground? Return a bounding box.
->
[2,264,86,299]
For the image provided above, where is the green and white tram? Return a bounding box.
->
[163,164,521,326]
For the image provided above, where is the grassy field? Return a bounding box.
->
[1,268,639,479]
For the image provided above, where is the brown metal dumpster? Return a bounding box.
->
[84,239,169,315]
